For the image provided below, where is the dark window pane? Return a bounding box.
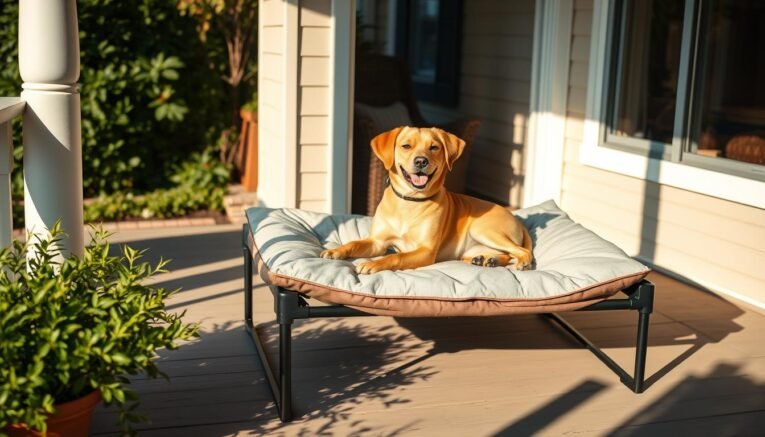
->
[610,0,685,144]
[410,0,439,83]
[692,0,765,166]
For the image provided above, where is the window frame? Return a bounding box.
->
[601,0,765,181]
[602,0,694,161]
[580,0,765,209]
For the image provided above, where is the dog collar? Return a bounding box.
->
[387,178,438,202]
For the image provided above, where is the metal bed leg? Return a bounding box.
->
[273,288,303,422]
[243,225,253,324]
[632,281,654,393]
[279,321,293,422]
[243,291,296,421]
[633,311,650,392]
[243,226,295,422]
[547,280,655,393]
[241,222,364,424]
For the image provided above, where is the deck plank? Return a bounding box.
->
[92,225,765,436]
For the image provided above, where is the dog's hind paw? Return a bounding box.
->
[320,249,346,260]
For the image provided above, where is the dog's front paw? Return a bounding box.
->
[320,248,347,260]
[355,260,384,274]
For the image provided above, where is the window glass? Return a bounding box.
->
[691,0,765,166]
[410,0,439,83]
[610,0,685,144]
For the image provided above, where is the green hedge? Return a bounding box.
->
[11,149,230,226]
[0,0,239,197]
[84,149,230,222]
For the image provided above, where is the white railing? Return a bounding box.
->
[0,98,26,248]
[0,0,84,256]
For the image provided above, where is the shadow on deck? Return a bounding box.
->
[92,225,764,436]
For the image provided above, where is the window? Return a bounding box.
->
[395,0,462,107]
[409,0,440,83]
[603,0,765,179]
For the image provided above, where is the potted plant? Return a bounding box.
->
[0,224,198,436]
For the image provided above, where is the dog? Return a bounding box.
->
[320,126,533,274]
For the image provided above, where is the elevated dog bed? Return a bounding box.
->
[242,200,655,421]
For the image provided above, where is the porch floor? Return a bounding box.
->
[92,225,765,436]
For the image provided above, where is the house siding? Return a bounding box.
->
[257,0,287,208]
[560,0,765,305]
[421,0,535,208]
[258,0,332,212]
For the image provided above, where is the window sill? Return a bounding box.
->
[579,131,765,210]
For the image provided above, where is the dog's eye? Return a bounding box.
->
[429,145,439,152]
[401,144,412,149]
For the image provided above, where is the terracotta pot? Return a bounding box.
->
[238,109,258,192]
[4,390,102,437]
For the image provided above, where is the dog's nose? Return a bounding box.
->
[414,156,429,170]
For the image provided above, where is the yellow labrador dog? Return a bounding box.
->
[321,126,533,274]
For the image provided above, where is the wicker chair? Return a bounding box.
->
[352,54,480,215]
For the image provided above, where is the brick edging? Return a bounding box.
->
[12,216,228,238]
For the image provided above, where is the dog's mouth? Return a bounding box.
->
[400,165,436,189]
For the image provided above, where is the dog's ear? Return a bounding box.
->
[435,128,466,171]
[370,127,404,170]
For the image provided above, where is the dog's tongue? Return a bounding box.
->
[411,174,429,186]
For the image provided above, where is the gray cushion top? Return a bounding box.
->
[245,200,649,301]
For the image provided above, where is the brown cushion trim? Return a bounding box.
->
[268,271,646,317]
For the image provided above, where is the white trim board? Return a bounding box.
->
[579,142,765,210]
[256,0,298,209]
[580,0,765,210]
[523,0,573,207]
[328,0,355,214]
[283,0,299,208]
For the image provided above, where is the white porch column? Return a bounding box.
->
[19,0,84,256]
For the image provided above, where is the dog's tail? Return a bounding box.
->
[521,226,533,253]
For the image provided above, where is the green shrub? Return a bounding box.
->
[0,0,234,196]
[0,224,199,434]
[83,148,230,222]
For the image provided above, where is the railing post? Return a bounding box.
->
[0,122,11,248]
[18,0,84,257]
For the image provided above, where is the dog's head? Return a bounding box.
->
[370,126,466,197]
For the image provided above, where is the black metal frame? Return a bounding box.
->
[242,226,655,423]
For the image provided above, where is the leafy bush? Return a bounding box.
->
[84,148,230,222]
[0,224,198,434]
[0,0,234,196]
[177,0,258,128]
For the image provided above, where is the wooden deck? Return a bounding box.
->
[92,225,765,436]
